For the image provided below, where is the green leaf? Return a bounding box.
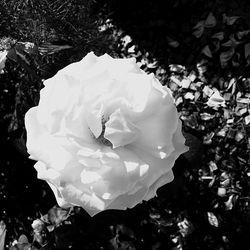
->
[38,43,72,55]
[202,45,213,58]
[237,30,250,39]
[181,78,191,88]
[212,32,224,41]
[220,49,235,67]
[244,43,250,59]
[192,21,205,38]
[204,12,216,28]
[207,212,219,227]
[0,221,6,250]
[223,15,240,25]
[217,187,227,197]
[245,115,250,125]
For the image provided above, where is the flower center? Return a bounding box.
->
[94,117,113,147]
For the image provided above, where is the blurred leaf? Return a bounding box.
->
[32,219,50,247]
[188,71,196,82]
[223,93,232,101]
[16,42,38,55]
[209,161,218,172]
[0,50,7,73]
[197,60,208,77]
[178,218,193,237]
[181,113,199,129]
[244,43,250,59]
[227,128,237,139]
[236,107,247,116]
[46,206,72,227]
[227,78,236,91]
[226,118,234,124]
[110,224,136,250]
[235,131,244,142]
[18,235,29,245]
[166,36,179,48]
[245,115,250,125]
[169,64,185,73]
[207,91,225,108]
[204,12,216,28]
[223,15,240,25]
[200,112,215,121]
[202,45,213,58]
[207,212,219,227]
[128,45,136,53]
[217,187,227,197]
[203,85,214,97]
[221,178,230,187]
[212,32,224,41]
[16,50,30,65]
[194,91,201,101]
[6,48,18,62]
[222,35,242,48]
[38,43,72,55]
[175,96,183,106]
[192,21,205,38]
[237,98,250,104]
[237,30,250,39]
[224,109,232,119]
[9,234,33,250]
[147,61,158,69]
[184,92,195,100]
[220,49,235,67]
[224,195,235,210]
[170,75,182,87]
[181,78,191,88]
[217,127,227,137]
[8,110,19,132]
[0,221,6,250]
[203,132,215,144]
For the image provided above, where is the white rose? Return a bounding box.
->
[25,52,188,216]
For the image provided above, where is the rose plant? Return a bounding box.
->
[25,52,188,216]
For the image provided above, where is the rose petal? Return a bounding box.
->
[105,186,148,211]
[38,74,82,134]
[144,170,174,200]
[25,108,76,171]
[86,104,103,138]
[129,119,187,188]
[104,109,139,148]
[130,82,179,158]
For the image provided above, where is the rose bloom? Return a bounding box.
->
[25,52,188,216]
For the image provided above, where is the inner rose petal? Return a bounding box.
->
[104,109,139,148]
[86,104,103,138]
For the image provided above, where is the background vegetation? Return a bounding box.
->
[0,0,249,249]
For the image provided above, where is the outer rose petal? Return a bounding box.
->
[144,171,174,200]
[25,108,73,170]
[25,52,188,216]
